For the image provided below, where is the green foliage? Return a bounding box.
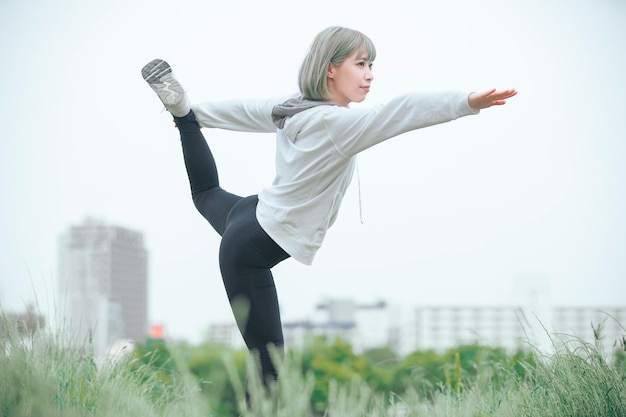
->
[360,346,398,393]
[0,321,105,416]
[391,343,534,400]
[128,337,181,408]
[520,338,626,417]
[186,342,248,417]
[361,345,398,367]
[393,348,447,394]
[614,342,626,375]
[2,317,625,417]
[0,320,220,417]
[53,352,100,412]
[301,336,371,412]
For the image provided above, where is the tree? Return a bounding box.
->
[301,336,371,413]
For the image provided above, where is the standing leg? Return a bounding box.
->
[219,196,290,386]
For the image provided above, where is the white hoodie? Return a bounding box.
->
[191,91,478,265]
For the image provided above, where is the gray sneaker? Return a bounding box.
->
[141,59,190,117]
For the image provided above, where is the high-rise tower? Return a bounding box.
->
[58,218,148,355]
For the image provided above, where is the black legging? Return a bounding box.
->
[175,110,290,385]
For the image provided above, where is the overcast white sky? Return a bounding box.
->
[1,0,625,343]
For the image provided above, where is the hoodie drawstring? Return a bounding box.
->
[356,157,363,224]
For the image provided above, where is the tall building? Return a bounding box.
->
[58,218,148,356]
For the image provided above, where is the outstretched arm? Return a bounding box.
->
[191,94,298,132]
[468,88,517,110]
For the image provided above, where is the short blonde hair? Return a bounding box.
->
[298,27,376,101]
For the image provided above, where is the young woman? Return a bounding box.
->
[141,26,516,386]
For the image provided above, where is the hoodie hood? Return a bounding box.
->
[271,97,339,129]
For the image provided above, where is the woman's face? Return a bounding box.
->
[327,49,374,107]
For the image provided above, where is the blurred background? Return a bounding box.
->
[1,0,625,348]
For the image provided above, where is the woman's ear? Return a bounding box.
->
[327,63,335,79]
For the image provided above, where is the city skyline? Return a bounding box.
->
[206,296,626,355]
[4,212,624,356]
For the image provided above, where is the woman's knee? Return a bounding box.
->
[192,188,241,235]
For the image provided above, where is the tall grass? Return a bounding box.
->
[519,333,626,417]
[0,322,211,417]
[1,317,625,417]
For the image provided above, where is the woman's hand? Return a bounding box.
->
[468,88,517,110]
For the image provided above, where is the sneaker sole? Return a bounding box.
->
[141,59,172,84]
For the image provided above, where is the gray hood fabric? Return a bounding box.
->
[271,97,340,129]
